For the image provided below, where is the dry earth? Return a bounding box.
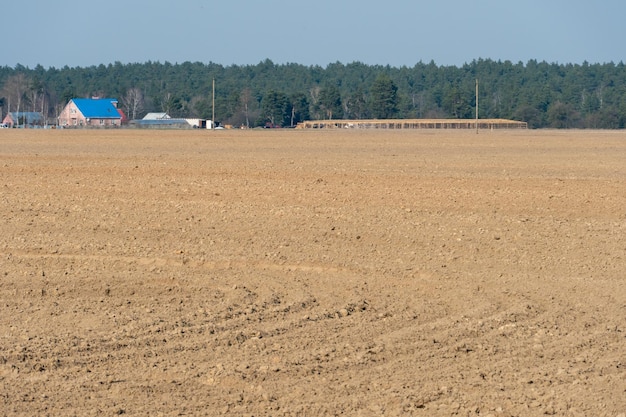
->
[0,128,625,416]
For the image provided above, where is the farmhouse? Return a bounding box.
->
[58,98,126,127]
[2,112,44,128]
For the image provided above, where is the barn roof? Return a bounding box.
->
[72,98,121,119]
[132,118,190,127]
[7,112,44,124]
[143,112,171,120]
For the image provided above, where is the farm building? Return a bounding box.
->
[297,119,528,130]
[129,114,210,129]
[2,112,44,128]
[58,98,126,127]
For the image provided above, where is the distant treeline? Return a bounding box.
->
[1,59,625,128]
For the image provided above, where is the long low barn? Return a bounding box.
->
[297,119,528,129]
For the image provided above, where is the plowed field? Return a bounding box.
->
[1,129,625,416]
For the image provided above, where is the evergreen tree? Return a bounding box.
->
[289,92,310,127]
[318,85,342,119]
[261,90,290,127]
[370,74,398,119]
[344,86,370,119]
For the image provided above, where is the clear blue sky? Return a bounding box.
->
[3,0,625,69]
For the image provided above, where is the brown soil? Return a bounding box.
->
[1,129,625,416]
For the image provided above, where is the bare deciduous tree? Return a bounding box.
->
[240,88,252,128]
[27,78,49,126]
[1,74,28,123]
[121,87,144,120]
[160,92,182,117]
[309,86,321,120]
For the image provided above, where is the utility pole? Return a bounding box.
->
[475,79,479,134]
[212,78,215,129]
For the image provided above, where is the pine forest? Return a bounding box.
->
[2,58,626,129]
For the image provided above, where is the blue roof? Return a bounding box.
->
[72,98,120,118]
